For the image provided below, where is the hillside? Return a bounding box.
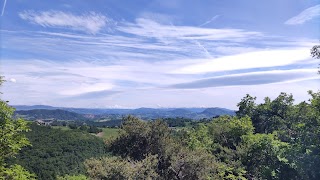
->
[15,109,88,121]
[14,106,235,120]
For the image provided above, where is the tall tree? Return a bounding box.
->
[0,77,36,179]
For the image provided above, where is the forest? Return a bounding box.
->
[0,47,320,179]
[1,88,320,179]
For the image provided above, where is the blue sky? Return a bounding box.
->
[0,0,319,109]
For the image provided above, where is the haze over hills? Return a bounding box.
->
[13,105,235,120]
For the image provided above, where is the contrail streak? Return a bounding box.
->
[195,41,212,58]
[199,15,220,27]
[1,0,7,16]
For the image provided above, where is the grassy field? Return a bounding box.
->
[52,126,70,131]
[100,127,121,139]
[51,125,121,139]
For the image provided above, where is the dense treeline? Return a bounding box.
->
[9,123,106,180]
[236,91,320,179]
[81,91,320,180]
[15,109,88,121]
[162,117,192,127]
[50,119,122,128]
[3,90,320,179]
[3,84,320,179]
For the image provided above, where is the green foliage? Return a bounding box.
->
[85,155,159,180]
[187,123,213,151]
[181,116,255,179]
[11,123,106,180]
[208,116,254,149]
[68,123,78,129]
[87,126,102,133]
[241,133,292,179]
[102,116,217,179]
[108,116,151,160]
[0,77,35,179]
[236,91,320,179]
[236,94,256,118]
[0,101,31,164]
[237,92,294,134]
[162,117,192,127]
[167,147,216,180]
[311,44,320,73]
[57,174,88,180]
[0,164,37,180]
[311,44,320,59]
[100,127,121,139]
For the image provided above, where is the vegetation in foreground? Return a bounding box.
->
[2,89,319,180]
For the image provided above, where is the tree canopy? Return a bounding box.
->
[0,77,36,179]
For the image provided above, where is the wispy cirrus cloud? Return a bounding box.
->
[19,11,112,34]
[3,11,319,108]
[285,4,320,25]
[170,69,318,89]
[3,58,318,108]
[173,48,311,74]
[118,18,263,42]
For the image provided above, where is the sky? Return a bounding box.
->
[0,0,319,109]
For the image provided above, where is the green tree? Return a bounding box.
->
[57,174,88,180]
[0,77,35,179]
[184,116,254,179]
[311,44,320,73]
[236,94,256,118]
[237,93,295,134]
[106,116,217,179]
[12,123,106,180]
[240,133,294,180]
[85,155,159,180]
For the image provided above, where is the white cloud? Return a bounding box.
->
[60,83,114,96]
[2,55,318,108]
[118,18,263,42]
[19,11,110,34]
[9,78,16,83]
[170,69,318,89]
[173,48,311,74]
[2,14,319,108]
[285,4,320,25]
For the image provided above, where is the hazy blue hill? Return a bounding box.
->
[181,108,207,113]
[15,109,87,121]
[14,105,58,110]
[129,108,164,115]
[168,108,192,114]
[167,108,195,117]
[66,108,132,115]
[201,108,235,116]
[13,105,236,120]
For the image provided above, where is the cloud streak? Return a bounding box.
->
[118,18,263,41]
[19,11,111,34]
[3,10,319,108]
[285,4,320,25]
[173,48,311,74]
[199,15,220,27]
[170,69,318,89]
[1,0,6,16]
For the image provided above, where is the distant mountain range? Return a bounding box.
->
[13,105,236,120]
